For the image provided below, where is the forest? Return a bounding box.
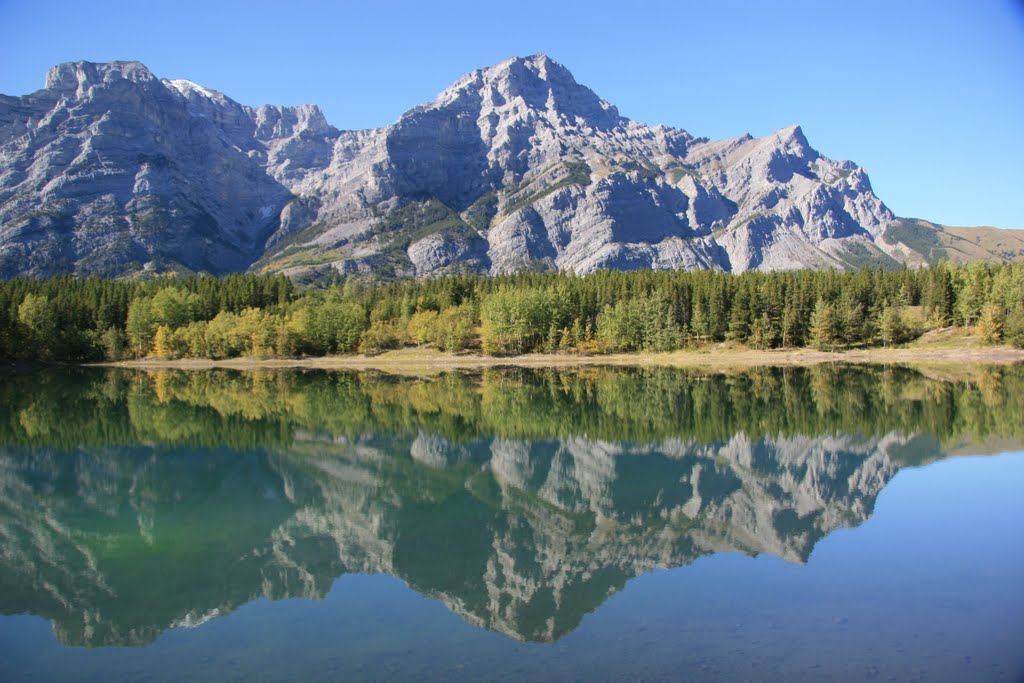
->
[0,261,1023,362]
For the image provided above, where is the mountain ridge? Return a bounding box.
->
[1,55,1020,280]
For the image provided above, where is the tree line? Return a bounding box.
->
[1,261,1023,361]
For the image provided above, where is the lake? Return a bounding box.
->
[1,364,1022,681]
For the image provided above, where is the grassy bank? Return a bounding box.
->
[97,339,1024,373]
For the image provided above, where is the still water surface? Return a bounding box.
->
[0,364,1022,681]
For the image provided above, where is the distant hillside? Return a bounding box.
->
[885,219,1024,265]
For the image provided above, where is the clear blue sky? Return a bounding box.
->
[2,0,1022,229]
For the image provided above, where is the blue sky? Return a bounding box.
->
[2,0,1022,229]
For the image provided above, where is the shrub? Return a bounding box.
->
[359,320,405,355]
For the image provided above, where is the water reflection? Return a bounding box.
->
[0,364,1021,647]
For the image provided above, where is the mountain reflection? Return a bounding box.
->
[0,365,1021,646]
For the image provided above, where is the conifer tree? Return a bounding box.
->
[955,262,989,327]
[878,305,906,347]
[749,313,777,350]
[976,304,1003,344]
[1004,306,1024,348]
[809,299,840,351]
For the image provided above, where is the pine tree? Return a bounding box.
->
[1004,306,1024,348]
[975,304,1003,344]
[839,293,865,346]
[570,318,584,351]
[923,264,954,325]
[690,294,709,344]
[781,300,801,348]
[749,313,777,350]
[727,288,751,343]
[809,299,840,351]
[545,323,560,353]
[878,305,906,348]
[99,326,128,360]
[955,262,989,327]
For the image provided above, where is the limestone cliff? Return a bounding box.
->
[1,55,1017,279]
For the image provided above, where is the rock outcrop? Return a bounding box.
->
[0,55,1015,279]
[0,61,335,277]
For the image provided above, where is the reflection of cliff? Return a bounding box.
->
[0,426,965,646]
[0,365,1020,646]
[269,429,932,642]
[0,446,298,645]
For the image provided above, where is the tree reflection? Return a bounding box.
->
[0,364,1020,645]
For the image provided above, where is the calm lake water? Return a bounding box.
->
[1,364,1022,682]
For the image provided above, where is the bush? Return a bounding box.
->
[359,320,405,355]
[407,310,439,345]
[306,300,367,354]
[1004,306,1024,348]
[99,326,128,360]
[975,304,1003,344]
[434,305,476,352]
[480,288,555,355]
[597,296,681,353]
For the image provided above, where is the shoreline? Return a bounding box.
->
[91,345,1024,372]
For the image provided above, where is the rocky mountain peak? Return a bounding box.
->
[771,124,813,156]
[253,103,334,140]
[427,53,622,131]
[44,60,157,97]
[481,53,579,94]
[163,78,229,104]
[2,56,1007,280]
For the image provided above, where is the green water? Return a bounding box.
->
[0,364,1022,681]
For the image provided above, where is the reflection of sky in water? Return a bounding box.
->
[2,452,1022,682]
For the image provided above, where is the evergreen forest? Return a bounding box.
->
[1,262,1023,362]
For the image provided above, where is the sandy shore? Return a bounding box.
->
[94,345,1024,373]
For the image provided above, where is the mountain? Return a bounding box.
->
[1,56,1020,279]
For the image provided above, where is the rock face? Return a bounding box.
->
[0,54,1006,279]
[0,61,335,277]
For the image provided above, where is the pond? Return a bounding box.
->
[0,364,1022,681]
